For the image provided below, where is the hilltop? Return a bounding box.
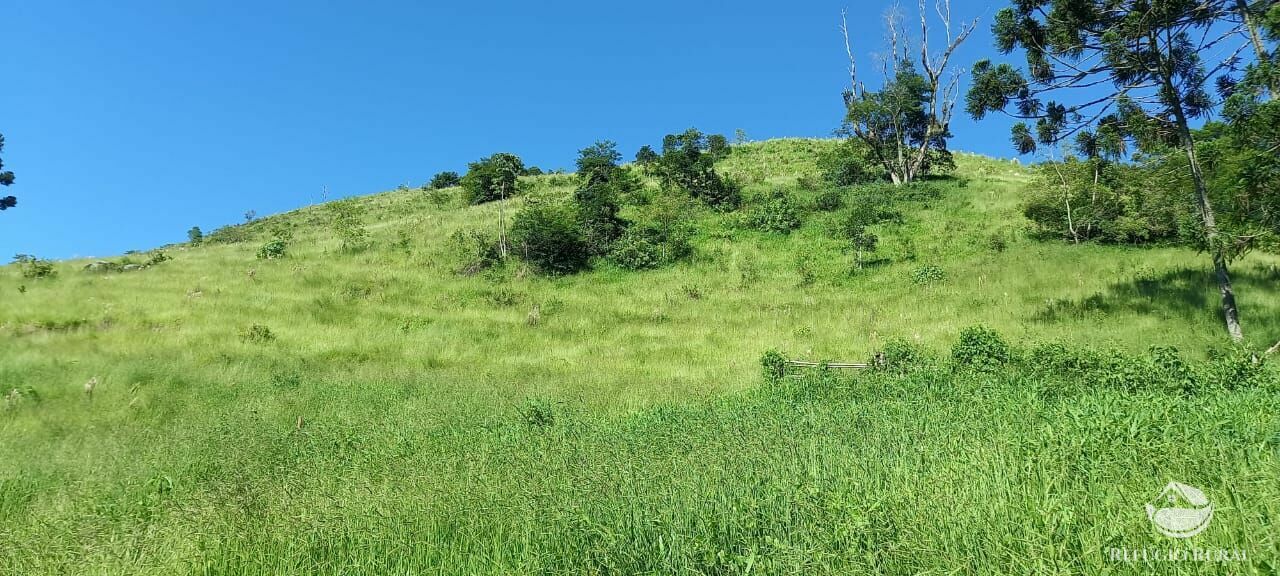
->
[2,139,1279,574]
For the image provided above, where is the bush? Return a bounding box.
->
[462,153,524,204]
[612,193,696,268]
[144,251,170,267]
[987,233,1008,253]
[240,324,275,343]
[328,200,369,252]
[13,255,56,279]
[1022,159,1184,244]
[817,139,877,186]
[814,188,845,211]
[257,239,287,260]
[909,264,945,285]
[187,226,203,245]
[876,337,927,373]
[608,230,663,270]
[1204,346,1269,391]
[760,349,787,384]
[428,171,462,189]
[511,200,590,274]
[448,229,501,275]
[951,326,1010,372]
[743,189,803,234]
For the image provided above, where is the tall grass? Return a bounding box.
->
[1,140,1278,574]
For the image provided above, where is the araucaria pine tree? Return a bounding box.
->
[966,0,1270,341]
[0,133,17,211]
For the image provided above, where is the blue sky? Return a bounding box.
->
[1,0,1018,259]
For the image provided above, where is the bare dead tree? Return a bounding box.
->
[840,0,978,185]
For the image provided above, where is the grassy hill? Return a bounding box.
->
[3,139,1279,574]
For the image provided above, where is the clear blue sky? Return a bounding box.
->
[1,0,1018,259]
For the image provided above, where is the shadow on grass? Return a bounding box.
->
[1033,265,1280,339]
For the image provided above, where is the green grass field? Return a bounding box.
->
[3,139,1279,574]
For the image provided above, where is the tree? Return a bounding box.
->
[574,141,632,255]
[461,153,524,204]
[634,145,659,167]
[188,226,204,245]
[1,133,16,211]
[656,128,740,210]
[839,1,977,185]
[428,171,461,189]
[462,153,525,258]
[966,0,1270,341]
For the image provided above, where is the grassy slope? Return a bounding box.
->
[2,139,1279,574]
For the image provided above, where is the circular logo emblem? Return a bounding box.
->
[1145,481,1213,539]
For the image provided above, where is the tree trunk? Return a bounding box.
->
[1170,104,1244,341]
[497,182,509,259]
[1238,0,1278,100]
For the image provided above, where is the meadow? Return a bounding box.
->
[2,139,1279,574]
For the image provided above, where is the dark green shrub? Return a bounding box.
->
[743,189,803,234]
[1204,346,1269,391]
[951,326,1010,372]
[655,128,740,210]
[187,226,203,245]
[428,171,462,189]
[462,153,524,204]
[1148,346,1199,393]
[707,134,730,159]
[876,337,927,373]
[574,142,632,256]
[511,201,590,274]
[814,188,845,211]
[257,239,287,260]
[760,349,787,384]
[634,145,660,172]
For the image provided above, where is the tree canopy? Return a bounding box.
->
[0,133,16,211]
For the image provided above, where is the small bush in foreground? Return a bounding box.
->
[876,337,926,373]
[760,349,787,384]
[951,325,1010,372]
